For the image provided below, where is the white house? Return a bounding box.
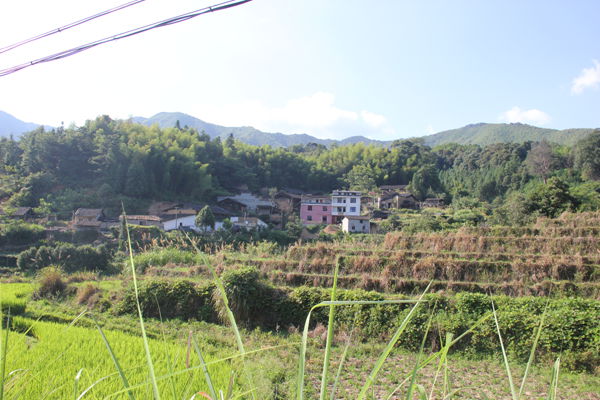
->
[331,190,361,224]
[342,216,370,234]
[162,215,224,232]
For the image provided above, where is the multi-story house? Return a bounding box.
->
[300,195,332,224]
[331,190,361,224]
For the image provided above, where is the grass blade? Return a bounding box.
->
[319,256,340,400]
[518,302,548,399]
[406,310,434,400]
[186,234,255,399]
[546,357,560,400]
[123,207,160,399]
[492,300,517,400]
[357,282,431,400]
[91,315,135,400]
[191,333,218,400]
[74,368,83,400]
[0,309,8,400]
[329,327,354,400]
[296,299,422,400]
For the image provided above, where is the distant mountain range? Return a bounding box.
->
[423,123,596,147]
[0,111,40,138]
[1,110,597,147]
[131,112,388,147]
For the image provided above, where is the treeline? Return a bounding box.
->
[1,115,599,217]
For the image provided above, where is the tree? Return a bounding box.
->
[525,140,556,183]
[525,177,579,218]
[341,164,377,192]
[574,130,600,181]
[195,206,215,233]
[409,165,443,201]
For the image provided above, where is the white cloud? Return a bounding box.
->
[426,124,435,135]
[499,106,551,126]
[191,92,395,139]
[571,60,600,94]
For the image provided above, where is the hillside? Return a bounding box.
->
[0,111,40,138]
[132,112,388,147]
[423,122,596,147]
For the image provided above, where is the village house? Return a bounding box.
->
[379,184,409,194]
[342,215,370,234]
[161,205,232,232]
[217,192,274,215]
[377,192,419,210]
[230,216,267,230]
[421,197,446,208]
[300,195,332,225]
[331,190,361,224]
[72,208,105,230]
[8,207,34,220]
[119,214,162,228]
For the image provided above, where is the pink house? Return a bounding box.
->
[300,195,332,225]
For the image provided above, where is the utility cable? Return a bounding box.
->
[0,0,253,77]
[0,0,147,55]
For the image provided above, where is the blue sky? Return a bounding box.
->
[0,0,599,140]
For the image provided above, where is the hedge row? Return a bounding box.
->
[17,243,112,273]
[0,223,45,247]
[116,268,600,372]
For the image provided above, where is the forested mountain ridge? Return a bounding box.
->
[423,122,596,147]
[131,112,388,147]
[2,109,597,147]
[1,115,599,221]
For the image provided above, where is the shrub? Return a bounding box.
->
[17,243,112,273]
[34,266,68,299]
[116,279,216,321]
[76,284,100,306]
[0,222,45,246]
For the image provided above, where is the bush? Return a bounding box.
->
[17,243,112,273]
[116,279,216,321]
[34,267,68,299]
[76,284,100,306]
[0,222,45,246]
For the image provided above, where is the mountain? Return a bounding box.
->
[422,123,597,147]
[0,111,40,138]
[131,112,388,147]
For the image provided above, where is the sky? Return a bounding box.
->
[0,0,599,140]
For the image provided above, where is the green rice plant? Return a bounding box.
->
[318,256,340,400]
[124,209,161,399]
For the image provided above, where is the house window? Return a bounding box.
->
[322,206,327,211]
[307,205,312,211]
[350,198,357,203]
[307,215,312,221]
[322,216,327,222]
[350,207,356,212]
[351,225,355,230]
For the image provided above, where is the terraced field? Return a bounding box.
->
[208,212,600,299]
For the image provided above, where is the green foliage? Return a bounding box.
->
[16,243,112,273]
[130,247,201,273]
[0,222,45,246]
[116,279,216,321]
[574,129,600,181]
[195,206,215,232]
[525,177,579,218]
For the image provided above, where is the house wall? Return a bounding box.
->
[163,215,224,231]
[331,190,361,223]
[342,218,370,233]
[300,203,332,225]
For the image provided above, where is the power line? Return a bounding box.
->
[0,0,147,55]
[0,0,253,77]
